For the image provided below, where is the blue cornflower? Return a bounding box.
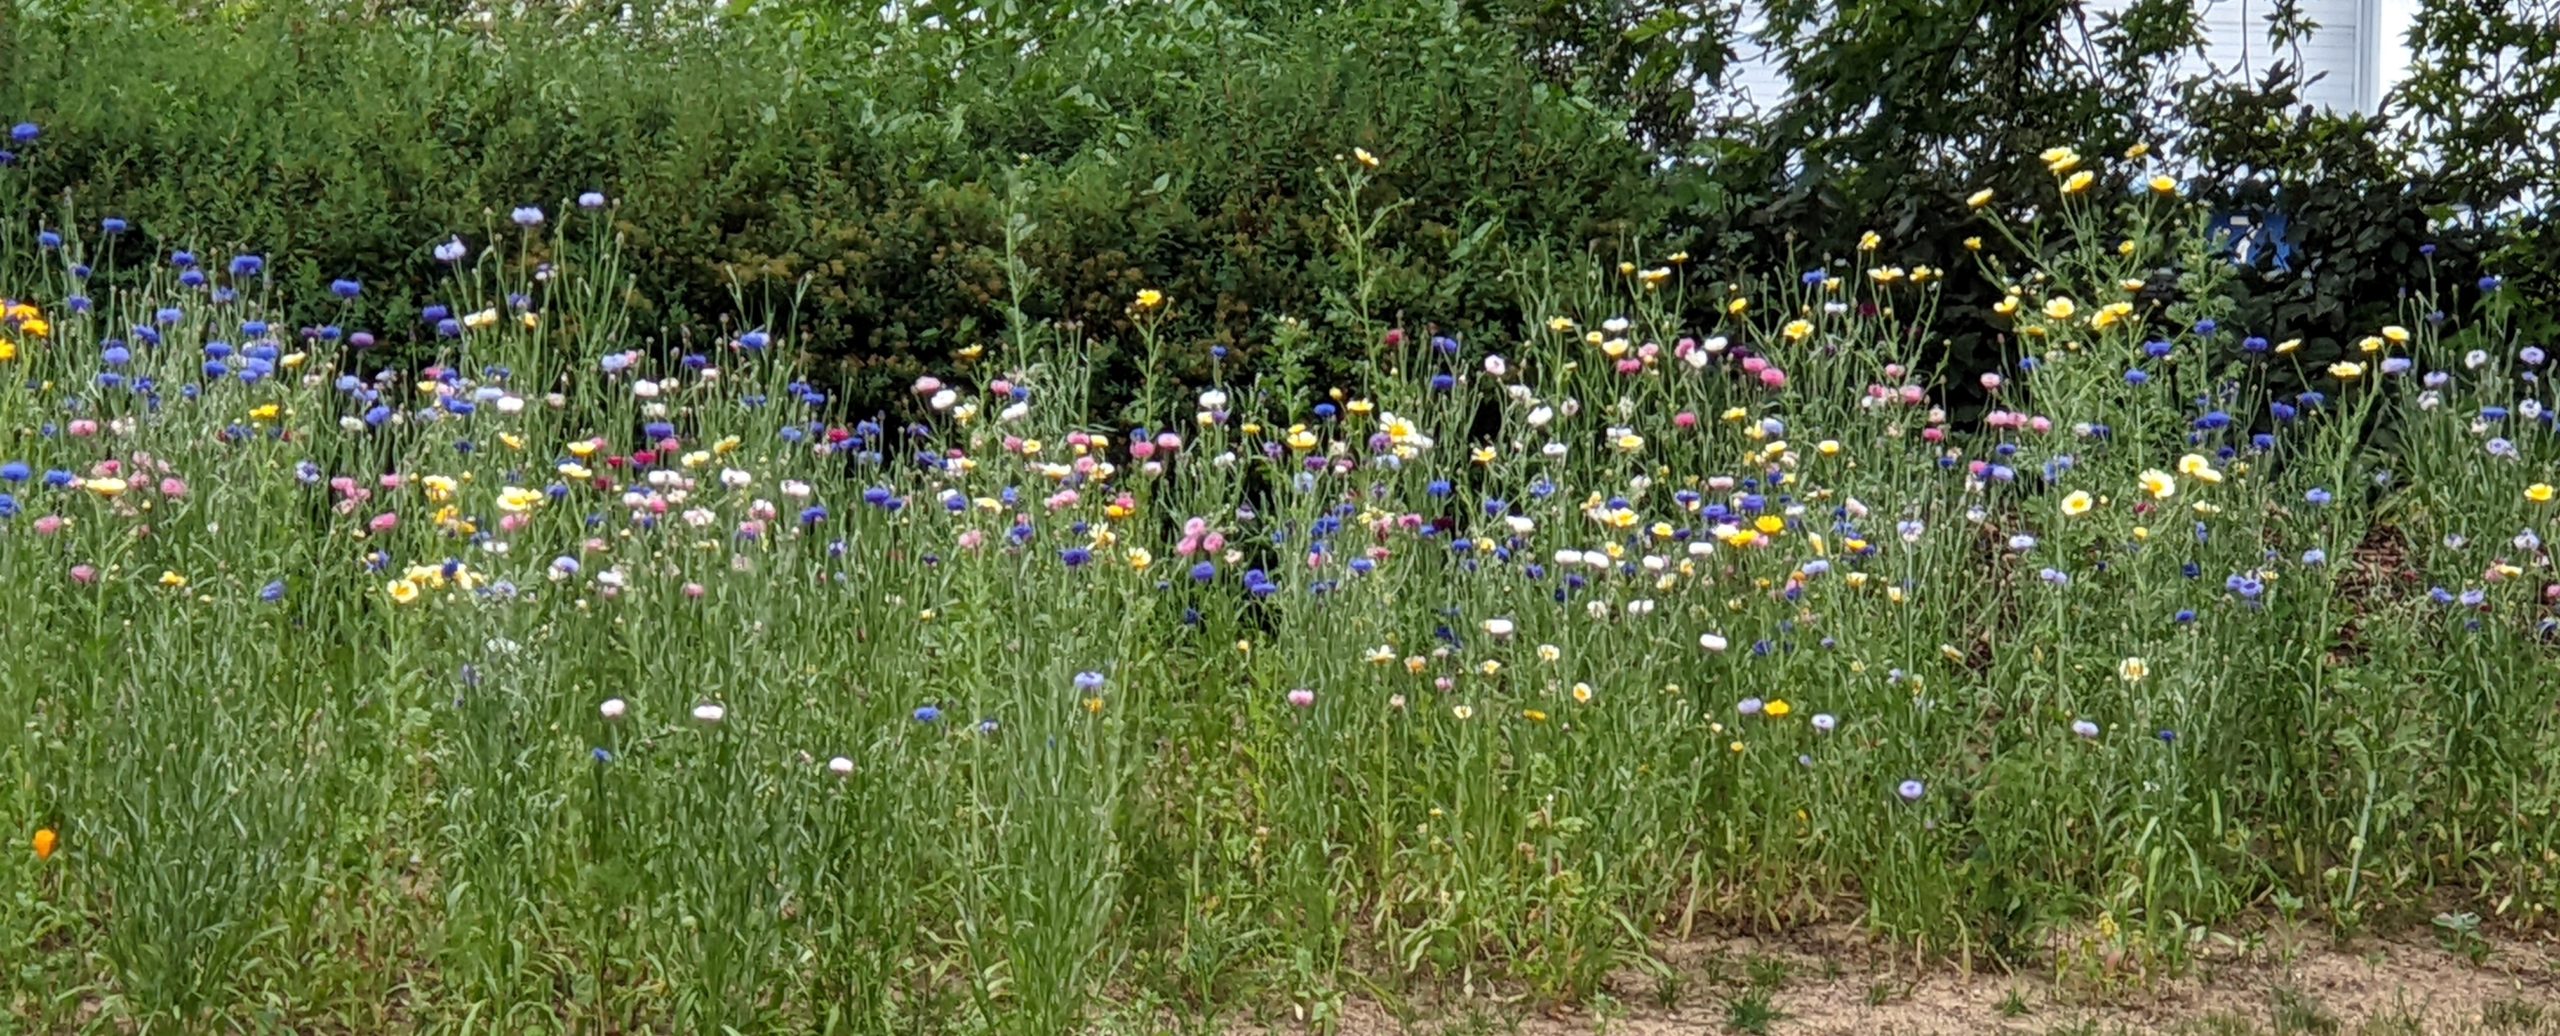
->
[913,705,942,723]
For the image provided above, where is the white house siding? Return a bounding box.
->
[1714,0,2393,116]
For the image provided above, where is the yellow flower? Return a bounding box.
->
[1966,188,1995,209]
[2528,483,2555,503]
[2062,170,2096,195]
[1522,709,1549,723]
[85,477,128,497]
[2061,490,2094,516]
[2328,361,2365,380]
[1285,427,1318,451]
[1993,295,2021,317]
[1451,705,1474,720]
[2139,470,2176,499]
[1858,230,1881,252]
[1352,147,1379,168]
[2040,146,2081,173]
[1133,289,1166,312]
[0,340,17,362]
[2042,297,2077,321]
[2357,335,2384,354]
[2148,175,2177,195]
[1783,319,1814,342]
[1082,696,1105,714]
[1546,316,1576,332]
[1726,297,1750,316]
[1572,682,1593,703]
[2175,454,2224,484]
[158,570,187,589]
[1964,236,1984,251]
[1764,699,1791,718]
[497,486,545,513]
[2125,141,2152,159]
[32,827,57,861]
[2117,657,2149,682]
[2382,325,2410,344]
[2274,338,2302,355]
[19,318,47,338]
[1754,515,1785,535]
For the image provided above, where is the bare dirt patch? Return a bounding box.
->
[1294,925,2560,1036]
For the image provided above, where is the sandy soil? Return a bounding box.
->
[1242,924,2560,1036]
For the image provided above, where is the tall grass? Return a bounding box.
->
[0,135,2552,1033]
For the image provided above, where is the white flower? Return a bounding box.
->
[1481,617,1516,638]
[1602,317,1630,334]
[1199,389,1229,410]
[691,702,726,725]
[930,389,958,411]
[495,395,525,415]
[828,756,854,775]
[1700,633,1730,652]
[1527,405,1555,427]
[632,379,660,399]
[1504,515,1536,534]
[1625,598,1656,616]
[1483,355,1507,377]
[999,402,1030,423]
[720,468,753,490]
[1811,713,1836,733]
[600,698,628,720]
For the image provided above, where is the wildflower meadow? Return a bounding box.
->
[1,119,2556,1033]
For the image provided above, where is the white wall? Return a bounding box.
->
[1715,0,2419,117]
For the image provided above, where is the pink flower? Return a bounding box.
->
[368,512,399,533]
[957,529,986,550]
[684,582,706,598]
[1434,676,1454,692]
[498,513,530,533]
[1674,411,1698,429]
[1615,358,1642,375]
[68,420,98,438]
[1921,426,1946,443]
[990,378,1014,397]
[1758,367,1787,388]
[33,516,64,536]
[1900,385,1927,405]
[69,564,96,584]
[1383,328,1406,347]
[912,376,944,395]
[329,476,357,495]
[1130,441,1157,460]
[1286,688,1316,708]
[1741,356,1769,374]
[1153,432,1182,452]
[2028,416,2053,434]
[1979,372,2004,391]
[157,478,187,498]
[92,459,122,476]
[379,474,404,489]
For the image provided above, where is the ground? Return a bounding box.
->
[1250,925,2560,1036]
